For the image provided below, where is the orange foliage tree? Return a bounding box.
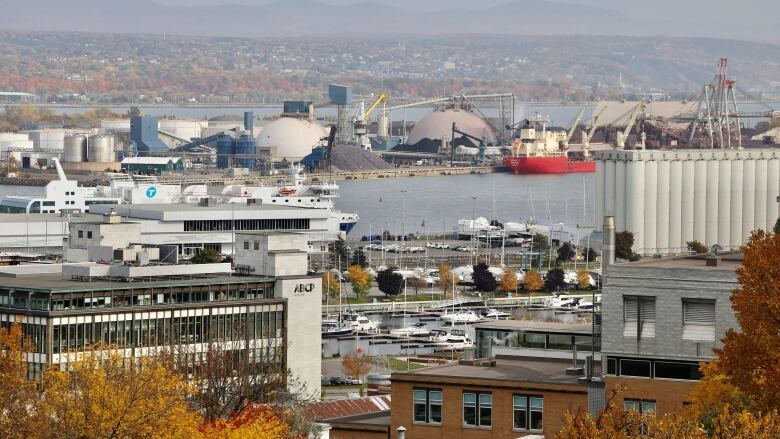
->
[499,268,518,293]
[347,265,372,299]
[523,269,544,292]
[437,265,455,297]
[342,348,373,381]
[200,405,290,439]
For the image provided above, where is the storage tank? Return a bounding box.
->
[235,134,256,169]
[63,135,87,162]
[216,135,235,169]
[88,135,115,162]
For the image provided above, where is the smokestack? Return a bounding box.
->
[603,216,615,267]
[244,111,253,135]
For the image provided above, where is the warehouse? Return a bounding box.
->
[595,148,780,255]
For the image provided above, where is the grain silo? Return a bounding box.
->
[595,148,780,256]
[88,135,115,162]
[63,135,88,162]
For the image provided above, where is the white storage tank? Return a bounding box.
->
[63,135,88,162]
[88,135,115,162]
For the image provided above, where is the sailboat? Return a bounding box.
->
[322,262,353,338]
[389,277,431,337]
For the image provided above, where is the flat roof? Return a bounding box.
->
[395,356,594,385]
[89,203,331,221]
[0,213,104,224]
[619,252,742,271]
[474,320,593,334]
[0,272,273,293]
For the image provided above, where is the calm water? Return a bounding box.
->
[333,172,596,237]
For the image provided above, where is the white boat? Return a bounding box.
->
[322,322,353,338]
[544,294,578,309]
[340,312,380,332]
[431,328,474,349]
[441,309,481,324]
[482,308,511,320]
[389,322,430,337]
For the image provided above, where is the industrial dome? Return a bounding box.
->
[407,108,496,146]
[256,117,328,160]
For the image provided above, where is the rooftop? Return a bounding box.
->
[394,356,594,386]
[305,395,391,422]
[474,319,593,334]
[620,252,743,271]
[0,272,272,293]
[89,202,331,221]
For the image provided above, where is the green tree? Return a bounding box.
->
[331,237,349,269]
[557,242,575,262]
[544,268,566,291]
[472,263,497,293]
[531,233,548,253]
[376,268,403,297]
[351,248,368,268]
[615,231,640,261]
[191,249,222,264]
[687,240,708,254]
[774,217,780,234]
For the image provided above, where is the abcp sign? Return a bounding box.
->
[293,282,316,294]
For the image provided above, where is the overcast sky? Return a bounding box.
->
[156,0,780,27]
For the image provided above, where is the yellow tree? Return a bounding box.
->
[200,405,289,439]
[347,265,372,300]
[499,268,518,293]
[342,348,373,396]
[40,350,201,439]
[0,324,45,439]
[437,265,455,297]
[322,271,340,302]
[576,269,591,290]
[714,230,780,411]
[524,269,543,292]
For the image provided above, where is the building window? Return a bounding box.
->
[624,399,656,414]
[513,395,543,431]
[654,361,702,380]
[243,241,249,250]
[682,299,715,341]
[620,359,652,378]
[42,201,55,206]
[253,241,260,250]
[413,389,442,424]
[623,296,656,338]
[463,392,492,428]
[77,231,83,238]
[87,231,93,239]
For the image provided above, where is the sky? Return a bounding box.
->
[156,0,780,27]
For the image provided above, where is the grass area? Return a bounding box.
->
[386,357,427,372]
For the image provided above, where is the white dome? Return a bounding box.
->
[256,117,327,160]
[407,108,495,146]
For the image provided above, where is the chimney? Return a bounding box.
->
[243,111,253,135]
[566,343,584,376]
[603,216,615,267]
[396,426,407,439]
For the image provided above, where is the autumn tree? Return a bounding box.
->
[347,265,372,299]
[499,268,518,293]
[0,324,43,439]
[437,264,455,297]
[342,348,373,382]
[524,269,544,292]
[322,271,340,301]
[200,405,289,439]
[576,269,592,290]
[713,230,780,411]
[191,249,223,264]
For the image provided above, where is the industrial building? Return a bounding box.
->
[121,157,184,175]
[595,148,780,255]
[0,91,36,104]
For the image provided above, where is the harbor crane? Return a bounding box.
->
[451,122,487,166]
[581,107,605,148]
[353,91,390,149]
[565,106,587,146]
[616,99,646,149]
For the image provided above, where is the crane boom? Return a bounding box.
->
[566,106,587,145]
[364,92,389,119]
[582,107,605,147]
[617,99,645,148]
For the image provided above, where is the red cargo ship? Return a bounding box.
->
[503,115,595,174]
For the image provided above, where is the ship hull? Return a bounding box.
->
[503,156,595,174]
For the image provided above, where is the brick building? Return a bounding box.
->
[391,356,599,438]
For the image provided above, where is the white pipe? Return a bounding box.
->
[717,160,731,248]
[615,160,627,231]
[595,159,606,229]
[730,160,744,250]
[605,160,616,218]
[626,159,645,254]
[656,160,670,254]
[742,159,756,242]
[681,159,695,248]
[767,158,780,232]
[693,159,707,244]
[669,160,683,254]
[754,159,768,233]
[705,159,719,246]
